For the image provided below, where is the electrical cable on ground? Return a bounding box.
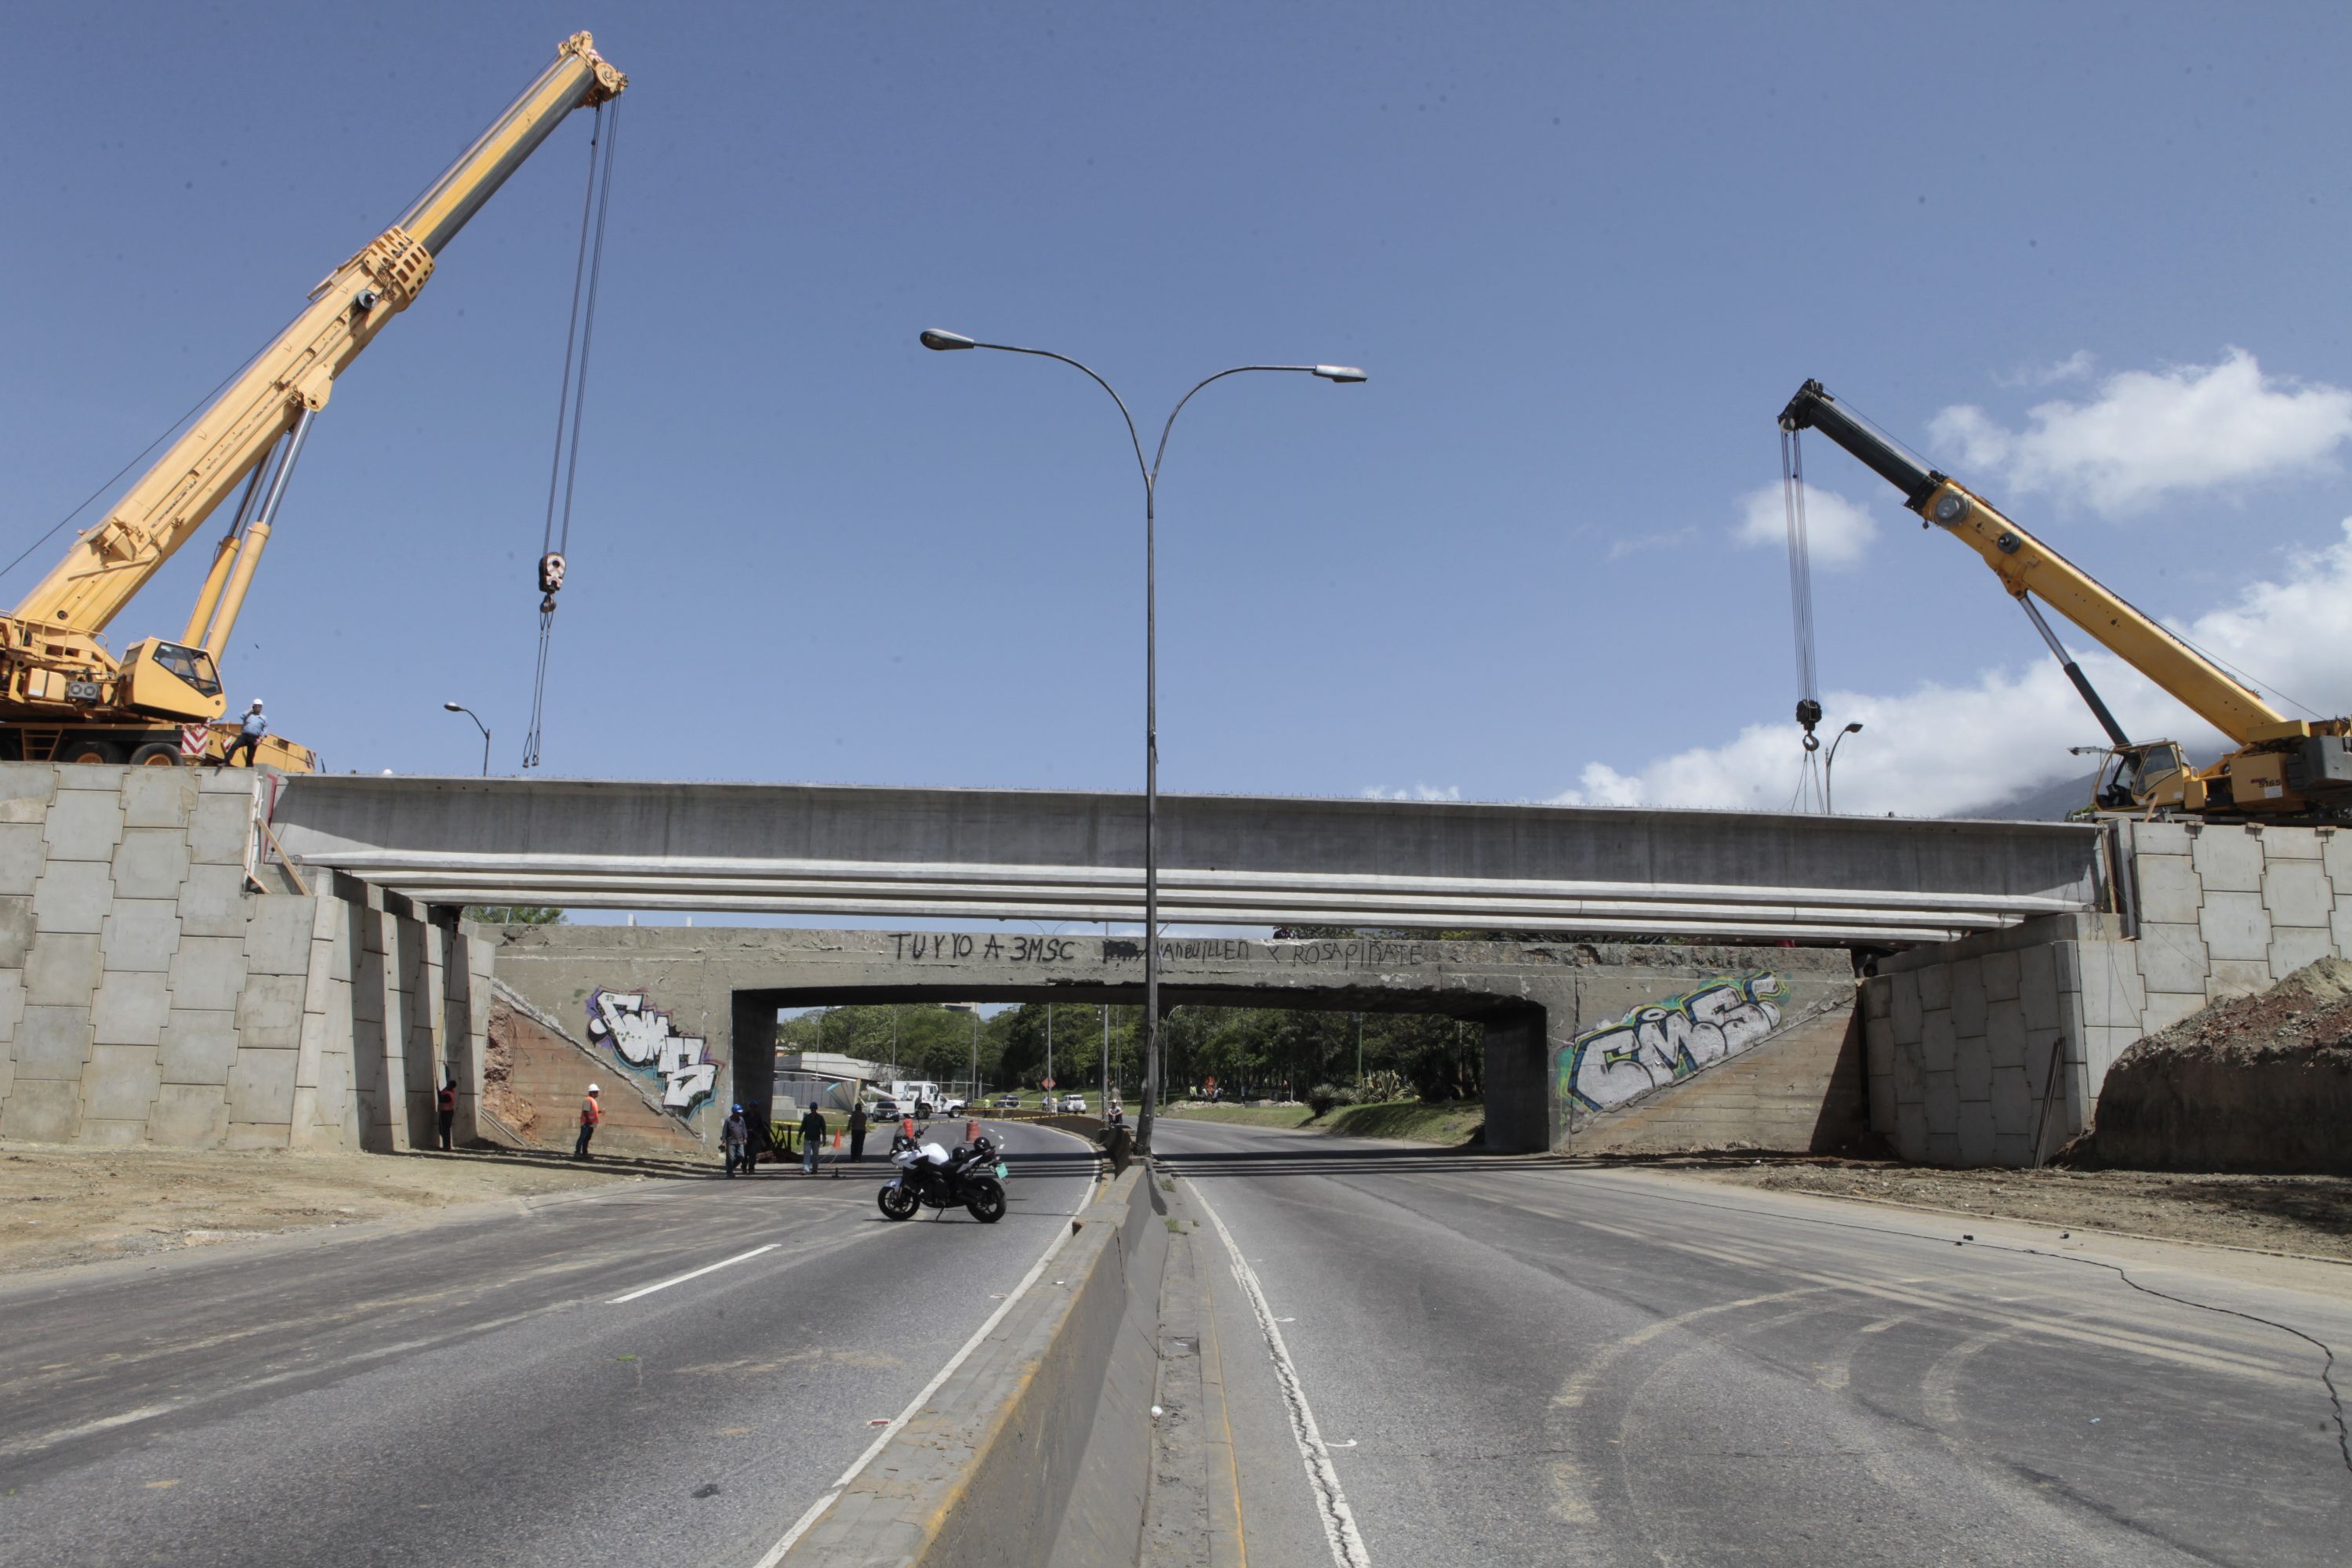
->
[522,97,621,771]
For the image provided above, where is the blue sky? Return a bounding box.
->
[9,2,2352,827]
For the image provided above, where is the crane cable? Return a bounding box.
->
[521,97,621,770]
[1780,425,1826,811]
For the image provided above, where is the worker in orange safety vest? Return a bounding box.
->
[574,1083,602,1161]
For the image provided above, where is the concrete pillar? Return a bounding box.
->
[1481,1005,1548,1152]
[730,991,773,1141]
[438,913,487,1147]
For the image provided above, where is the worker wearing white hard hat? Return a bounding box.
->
[217,698,269,770]
[575,1083,603,1160]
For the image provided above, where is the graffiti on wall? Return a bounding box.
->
[1557,974,1791,1114]
[587,989,717,1115]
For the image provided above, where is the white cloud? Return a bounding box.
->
[1362,783,1462,802]
[1733,482,1879,568]
[1606,527,1698,562]
[1929,349,2352,515]
[1555,520,2352,818]
[1992,350,2096,389]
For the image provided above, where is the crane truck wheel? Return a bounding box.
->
[128,742,183,767]
[63,740,123,765]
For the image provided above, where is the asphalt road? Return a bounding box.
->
[0,1120,1095,1568]
[1152,1116,2352,1568]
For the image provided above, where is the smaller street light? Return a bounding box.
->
[442,702,491,777]
[1824,721,1864,814]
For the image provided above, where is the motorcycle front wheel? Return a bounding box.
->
[877,1182,919,1221]
[964,1176,1006,1224]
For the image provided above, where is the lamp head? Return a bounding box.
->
[920,328,978,351]
[1311,365,1368,383]
[443,702,463,713]
[1843,722,1864,734]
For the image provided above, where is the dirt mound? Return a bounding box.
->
[2061,957,2352,1174]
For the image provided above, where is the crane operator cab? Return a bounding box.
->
[2089,740,2189,815]
[119,639,226,722]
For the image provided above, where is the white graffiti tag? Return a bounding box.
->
[1559,975,1790,1113]
[586,989,717,1114]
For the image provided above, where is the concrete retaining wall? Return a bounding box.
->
[783,1160,1165,1566]
[1562,1000,1869,1156]
[484,982,706,1156]
[1860,819,2352,1167]
[0,763,489,1152]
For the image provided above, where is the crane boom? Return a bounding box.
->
[0,34,626,773]
[1777,379,2282,744]
[10,34,625,641]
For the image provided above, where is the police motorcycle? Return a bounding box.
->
[877,1131,1008,1224]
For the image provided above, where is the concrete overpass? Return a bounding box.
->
[268,775,2114,944]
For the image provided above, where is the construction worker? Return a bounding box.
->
[799,1102,826,1175]
[575,1083,602,1160]
[437,1076,456,1151]
[219,699,268,768]
[721,1105,750,1177]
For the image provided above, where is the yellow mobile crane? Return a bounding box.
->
[1778,379,2352,821]
[2,34,627,770]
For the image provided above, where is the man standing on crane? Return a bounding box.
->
[216,699,267,768]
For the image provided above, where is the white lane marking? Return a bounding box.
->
[608,1243,779,1305]
[0,1403,176,1459]
[1193,1183,1374,1568]
[753,1128,1103,1566]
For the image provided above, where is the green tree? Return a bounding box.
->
[462,905,564,924]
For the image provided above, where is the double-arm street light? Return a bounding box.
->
[442,701,492,777]
[919,329,1367,1153]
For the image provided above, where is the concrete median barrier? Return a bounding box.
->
[782,1160,1169,1567]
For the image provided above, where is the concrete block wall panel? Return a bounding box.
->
[100,900,181,972]
[0,763,468,1149]
[2190,826,2265,891]
[112,829,193,900]
[188,794,252,866]
[43,789,124,862]
[0,824,45,894]
[2198,891,2273,964]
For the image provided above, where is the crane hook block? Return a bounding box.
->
[1795,698,1823,733]
[538,552,567,613]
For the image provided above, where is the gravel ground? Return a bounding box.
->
[0,1142,638,1274]
[1682,1156,2352,1261]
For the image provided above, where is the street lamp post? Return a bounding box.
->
[441,702,491,776]
[1824,721,1864,814]
[920,329,1365,1153]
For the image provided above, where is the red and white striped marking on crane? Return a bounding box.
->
[180,724,209,758]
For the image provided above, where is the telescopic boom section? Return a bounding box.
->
[9,33,627,639]
[1778,378,2283,746]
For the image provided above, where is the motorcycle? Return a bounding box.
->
[877,1132,1008,1223]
